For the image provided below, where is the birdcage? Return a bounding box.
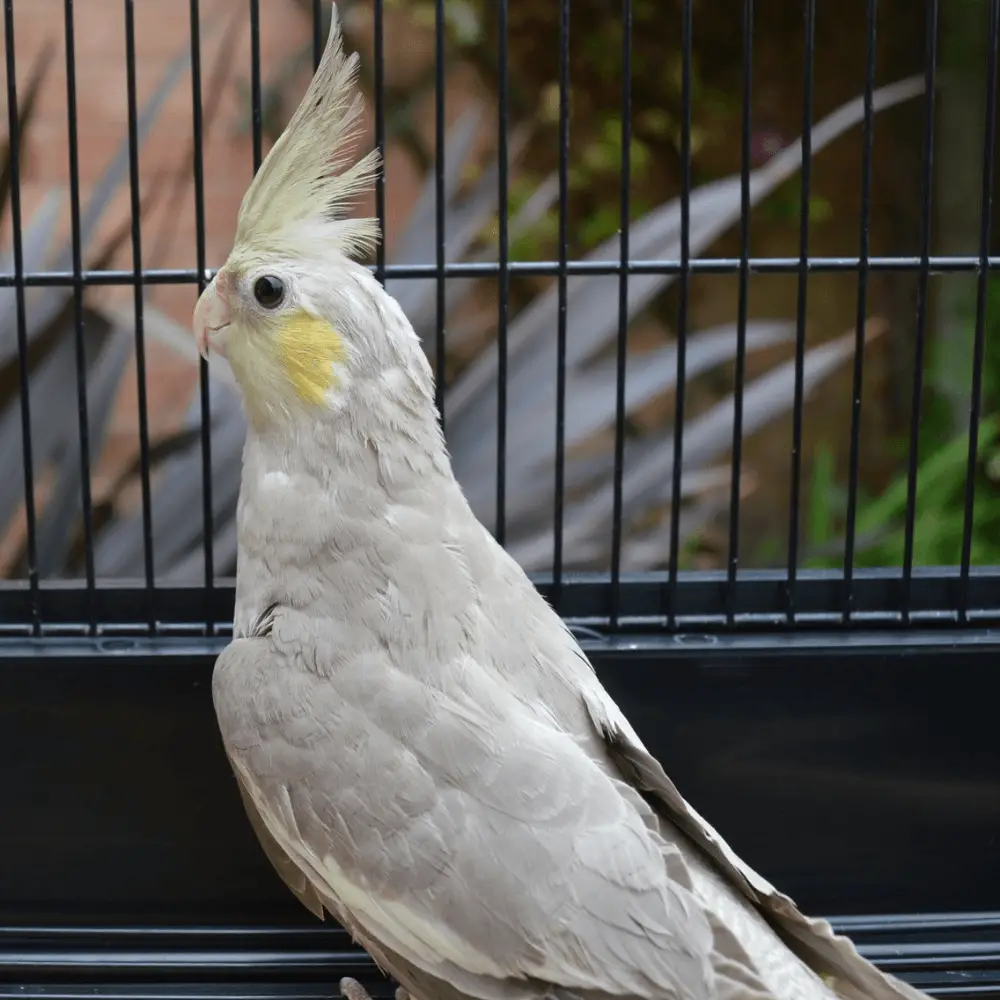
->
[1,0,998,997]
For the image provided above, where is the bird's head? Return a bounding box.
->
[193,3,416,431]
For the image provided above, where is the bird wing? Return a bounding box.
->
[227,754,326,920]
[579,684,930,1000]
[213,632,717,1000]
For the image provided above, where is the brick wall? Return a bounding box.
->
[2,0,484,514]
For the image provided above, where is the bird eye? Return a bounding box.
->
[253,274,285,309]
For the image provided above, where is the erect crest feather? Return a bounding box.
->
[234,2,380,259]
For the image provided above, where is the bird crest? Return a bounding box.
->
[233,2,380,261]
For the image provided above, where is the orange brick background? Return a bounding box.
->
[2,0,486,503]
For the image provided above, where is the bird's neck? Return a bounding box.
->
[233,378,471,627]
[244,351,449,483]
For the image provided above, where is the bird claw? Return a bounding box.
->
[338,977,410,1000]
[339,978,373,1000]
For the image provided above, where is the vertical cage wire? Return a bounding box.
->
[901,0,939,622]
[433,0,447,426]
[551,0,571,604]
[495,0,510,548]
[189,0,213,627]
[960,0,1000,620]
[725,0,754,627]
[609,0,633,627]
[124,0,156,629]
[785,0,816,623]
[311,0,323,70]
[2,0,40,632]
[62,0,97,628]
[373,0,386,285]
[843,0,879,622]
[666,0,693,629]
[249,0,262,173]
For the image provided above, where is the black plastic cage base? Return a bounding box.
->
[2,630,999,998]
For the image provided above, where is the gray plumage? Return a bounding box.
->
[194,7,934,1000]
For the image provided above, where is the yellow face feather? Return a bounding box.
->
[276,310,346,406]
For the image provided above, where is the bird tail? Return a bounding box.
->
[584,690,934,1000]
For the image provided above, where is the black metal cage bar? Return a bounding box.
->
[784,0,815,622]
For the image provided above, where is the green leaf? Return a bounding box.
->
[807,444,837,547]
[854,414,999,537]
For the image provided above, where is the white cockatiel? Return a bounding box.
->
[194,7,933,1000]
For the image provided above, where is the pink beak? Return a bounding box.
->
[193,278,232,360]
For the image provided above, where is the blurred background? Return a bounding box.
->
[0,0,997,584]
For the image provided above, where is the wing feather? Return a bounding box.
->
[579,685,929,1000]
[229,762,325,919]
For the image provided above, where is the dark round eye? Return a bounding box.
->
[253,274,285,309]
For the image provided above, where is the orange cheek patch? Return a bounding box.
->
[276,311,346,406]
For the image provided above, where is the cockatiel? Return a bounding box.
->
[194,7,933,1000]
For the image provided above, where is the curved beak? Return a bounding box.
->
[193,278,232,360]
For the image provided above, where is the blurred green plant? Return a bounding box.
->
[804,277,1000,569]
[757,179,833,226]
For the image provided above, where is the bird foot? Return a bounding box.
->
[339,976,410,1000]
